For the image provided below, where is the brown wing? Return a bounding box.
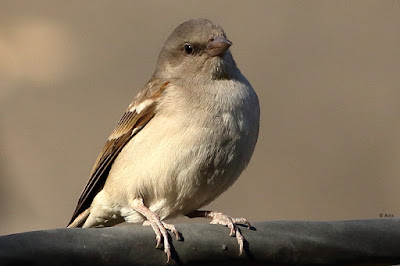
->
[68,80,170,225]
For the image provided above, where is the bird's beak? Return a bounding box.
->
[206,36,232,57]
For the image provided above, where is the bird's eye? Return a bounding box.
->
[184,43,193,54]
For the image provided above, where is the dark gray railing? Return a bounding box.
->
[1,219,400,265]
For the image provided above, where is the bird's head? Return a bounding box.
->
[156,19,238,83]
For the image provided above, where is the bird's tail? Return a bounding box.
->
[67,208,90,228]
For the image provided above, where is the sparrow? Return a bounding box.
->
[68,18,260,263]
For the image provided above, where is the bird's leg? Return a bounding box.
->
[186,210,251,255]
[131,198,179,263]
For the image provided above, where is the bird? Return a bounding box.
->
[68,18,260,263]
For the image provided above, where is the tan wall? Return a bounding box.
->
[1,1,399,235]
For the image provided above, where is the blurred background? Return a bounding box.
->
[1,1,399,235]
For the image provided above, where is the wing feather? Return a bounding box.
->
[68,80,169,225]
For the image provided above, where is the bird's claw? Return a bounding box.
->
[207,211,249,255]
[142,220,178,263]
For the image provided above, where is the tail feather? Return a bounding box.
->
[67,208,90,228]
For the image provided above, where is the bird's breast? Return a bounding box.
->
[105,79,259,219]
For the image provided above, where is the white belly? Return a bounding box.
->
[98,81,259,223]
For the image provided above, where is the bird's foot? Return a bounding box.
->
[186,210,250,255]
[143,220,181,242]
[132,198,180,263]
